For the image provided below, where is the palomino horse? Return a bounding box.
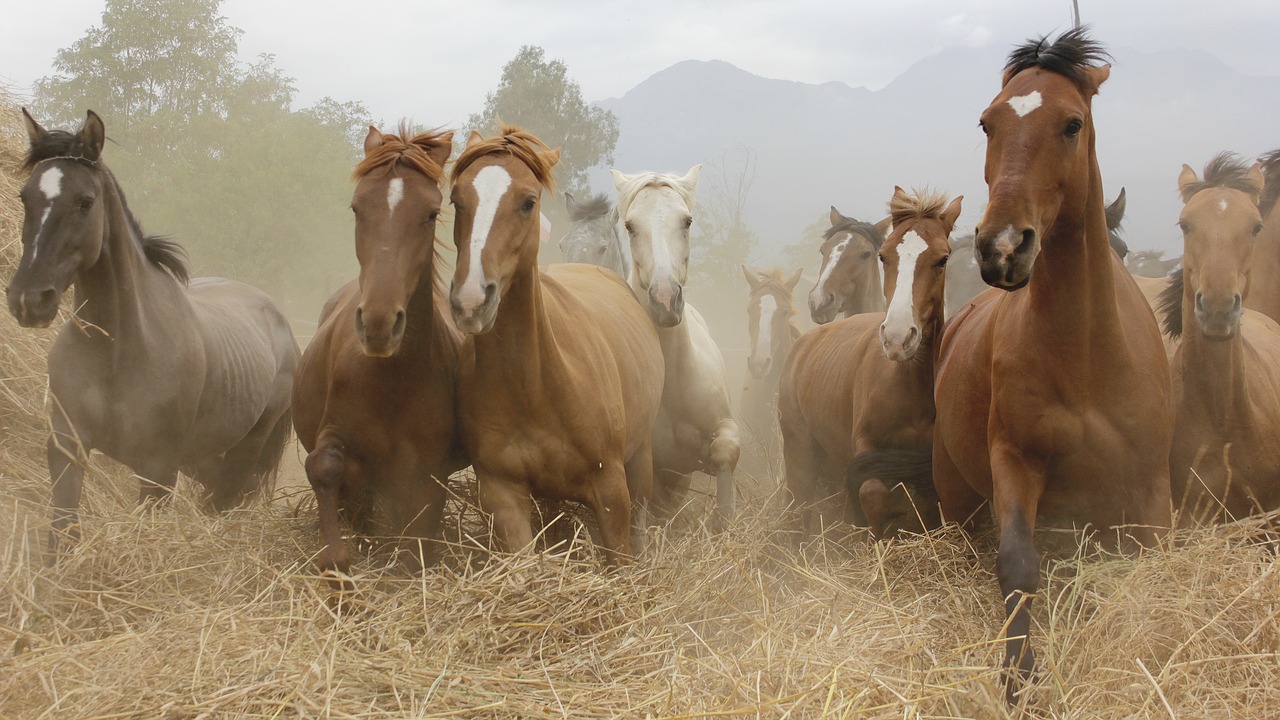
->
[932,30,1173,700]
[780,188,960,540]
[1242,149,1280,324]
[1157,154,1280,523]
[8,110,298,551]
[608,167,741,525]
[449,125,664,565]
[291,125,467,578]
[558,192,630,280]
[808,208,889,324]
[740,267,803,452]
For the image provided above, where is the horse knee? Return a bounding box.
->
[305,446,345,493]
[708,420,741,471]
[997,523,1040,599]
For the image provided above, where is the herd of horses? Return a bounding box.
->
[8,28,1280,702]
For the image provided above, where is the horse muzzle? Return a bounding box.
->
[354,305,406,357]
[976,225,1038,291]
[450,280,499,335]
[646,282,684,328]
[747,355,772,379]
[1195,291,1242,341]
[880,323,920,362]
[6,284,60,328]
[808,293,838,325]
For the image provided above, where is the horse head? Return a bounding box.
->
[611,166,701,327]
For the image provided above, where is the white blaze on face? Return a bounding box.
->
[754,294,777,363]
[31,165,64,262]
[810,233,850,307]
[457,165,512,311]
[1007,91,1043,118]
[883,230,927,342]
[386,177,404,216]
[1218,198,1229,214]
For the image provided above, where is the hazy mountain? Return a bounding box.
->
[592,47,1280,262]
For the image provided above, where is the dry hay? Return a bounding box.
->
[2,93,1280,720]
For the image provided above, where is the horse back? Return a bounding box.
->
[780,315,882,463]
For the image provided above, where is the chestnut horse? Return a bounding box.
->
[932,30,1173,700]
[780,188,960,540]
[8,110,298,552]
[609,167,741,526]
[292,125,467,578]
[1242,149,1280,324]
[1157,154,1280,523]
[740,267,802,452]
[449,125,664,565]
[808,208,889,324]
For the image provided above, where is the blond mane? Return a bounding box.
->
[451,123,556,191]
[352,124,451,183]
[889,188,953,226]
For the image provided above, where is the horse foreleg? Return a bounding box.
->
[384,463,449,572]
[305,442,359,581]
[478,474,535,556]
[47,424,87,557]
[932,433,988,531]
[623,443,653,559]
[709,419,741,530]
[780,424,822,547]
[992,448,1046,705]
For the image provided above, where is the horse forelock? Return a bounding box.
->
[1004,26,1111,88]
[749,269,799,315]
[353,123,451,184]
[568,193,614,222]
[614,172,695,220]
[889,188,952,227]
[824,216,885,250]
[23,130,98,170]
[452,123,556,191]
[1180,152,1261,203]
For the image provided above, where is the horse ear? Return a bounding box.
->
[21,108,48,146]
[465,130,485,149]
[941,195,964,234]
[426,131,454,166]
[565,191,578,214]
[829,205,847,227]
[874,216,893,237]
[741,264,761,290]
[678,164,702,206]
[80,110,105,161]
[1177,164,1200,202]
[363,125,383,156]
[785,267,804,290]
[542,147,562,168]
[1246,163,1266,206]
[890,185,908,204]
[1082,64,1111,96]
[1107,187,1127,224]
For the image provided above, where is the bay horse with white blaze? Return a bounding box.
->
[291,125,467,579]
[8,110,299,552]
[808,208,889,324]
[931,30,1173,701]
[780,188,960,540]
[1158,153,1280,523]
[449,125,664,565]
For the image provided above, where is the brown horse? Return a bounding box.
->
[8,110,298,552]
[291,125,467,578]
[807,208,889,324]
[1242,149,1280,324]
[740,266,802,451]
[932,30,1173,700]
[1158,154,1280,523]
[448,125,664,565]
[780,188,960,540]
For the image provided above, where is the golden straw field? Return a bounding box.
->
[1,92,1278,719]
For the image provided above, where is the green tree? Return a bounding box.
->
[468,46,619,196]
[32,0,371,317]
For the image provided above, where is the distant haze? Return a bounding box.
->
[594,46,1280,264]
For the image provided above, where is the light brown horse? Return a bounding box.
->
[448,125,664,565]
[291,125,467,578]
[932,30,1173,700]
[8,110,298,552]
[807,208,889,324]
[740,266,802,451]
[1158,154,1280,523]
[780,188,960,540]
[1242,149,1280,324]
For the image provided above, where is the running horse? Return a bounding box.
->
[931,30,1173,701]
[1242,149,1280,324]
[449,125,664,565]
[781,188,960,540]
[608,167,741,526]
[808,208,889,324]
[1158,154,1280,523]
[740,266,803,452]
[291,124,468,578]
[8,110,299,551]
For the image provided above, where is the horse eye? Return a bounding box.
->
[1254,223,1265,237]
[877,253,886,264]
[936,255,950,268]
[683,217,693,229]
[1064,119,1083,137]
[625,222,635,235]
[521,197,536,213]
[427,211,439,223]
[1178,221,1190,234]
[860,251,873,260]
[79,197,95,211]
[978,121,990,137]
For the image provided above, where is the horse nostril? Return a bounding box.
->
[354,307,365,334]
[907,327,918,344]
[1194,292,1205,314]
[392,309,406,338]
[483,282,497,303]
[1020,228,1036,249]
[37,288,57,310]
[1233,293,1242,312]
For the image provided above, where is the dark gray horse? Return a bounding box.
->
[8,109,299,552]
[557,192,630,280]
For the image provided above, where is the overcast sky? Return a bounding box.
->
[3,1,1278,127]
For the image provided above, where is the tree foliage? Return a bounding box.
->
[468,46,619,197]
[32,0,371,316]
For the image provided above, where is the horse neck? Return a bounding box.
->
[471,242,561,393]
[843,268,885,315]
[1245,205,1280,323]
[1179,293,1251,428]
[401,270,441,352]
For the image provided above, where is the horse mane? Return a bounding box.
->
[613,170,695,218]
[568,193,614,222]
[1258,148,1280,218]
[1180,152,1259,202]
[24,127,190,284]
[1004,26,1111,87]
[889,188,952,226]
[352,123,451,183]
[1157,267,1185,339]
[824,216,886,249]
[451,123,556,191]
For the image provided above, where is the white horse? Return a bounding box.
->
[610,166,741,526]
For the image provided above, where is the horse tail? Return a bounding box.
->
[249,407,292,498]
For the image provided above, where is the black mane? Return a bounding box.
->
[1157,267,1184,339]
[1258,148,1280,218]
[567,192,614,222]
[825,216,886,250]
[1004,26,1111,86]
[1180,152,1260,203]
